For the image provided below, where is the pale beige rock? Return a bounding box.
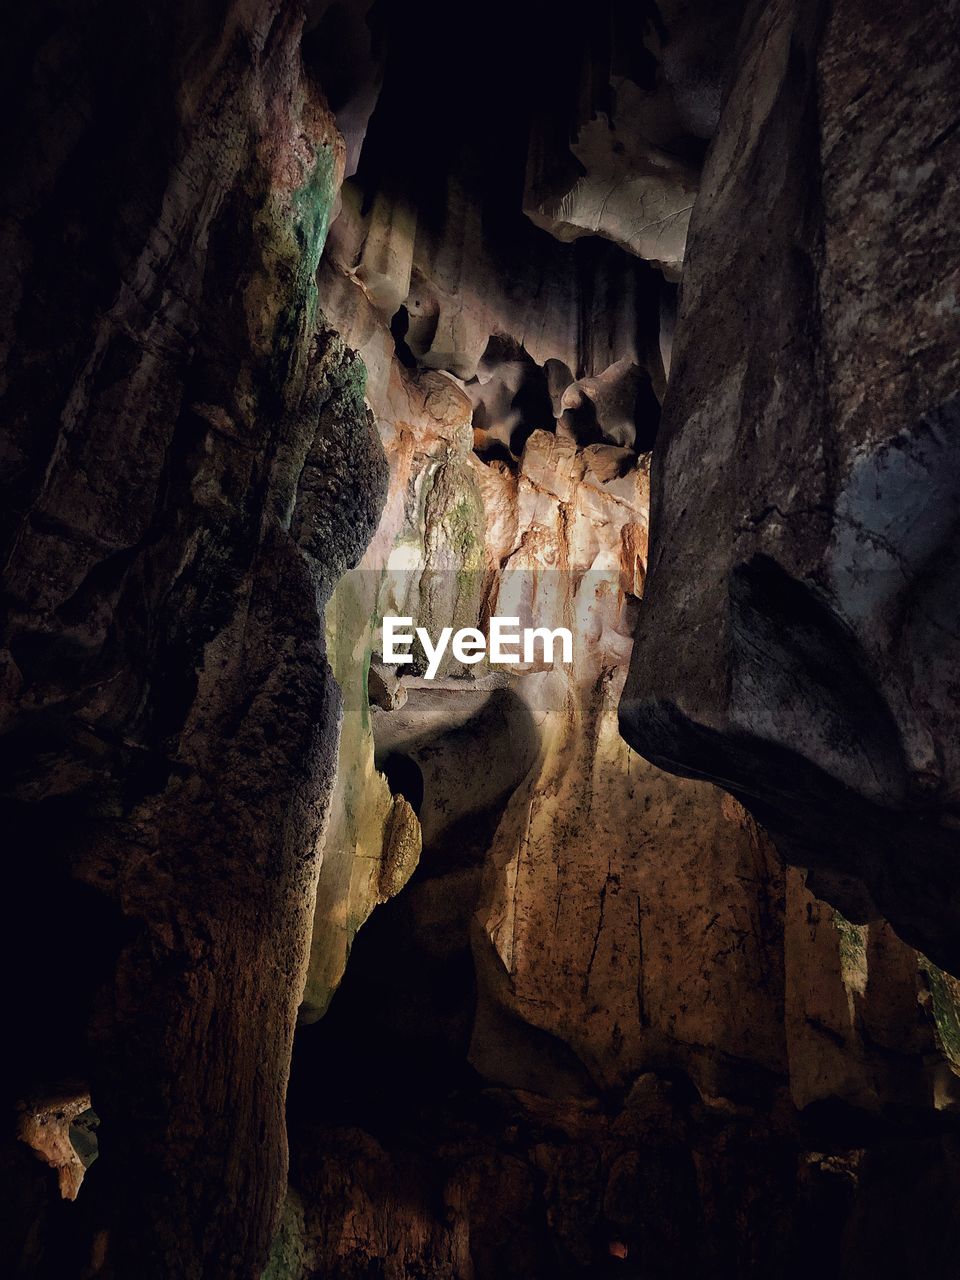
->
[301,561,422,1025]
[305,70,960,1125]
[18,1092,92,1202]
[525,67,698,277]
[355,190,417,318]
[305,252,960,1116]
[560,359,647,448]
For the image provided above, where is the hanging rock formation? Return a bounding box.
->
[618,0,960,974]
[283,337,960,1274]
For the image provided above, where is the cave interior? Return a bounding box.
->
[2,1,960,1277]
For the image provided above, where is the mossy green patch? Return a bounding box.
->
[292,146,337,285]
[919,955,960,1067]
[448,493,480,557]
[270,142,339,390]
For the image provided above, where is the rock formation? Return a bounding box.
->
[2,1,959,1277]
[618,0,960,975]
[279,11,960,1256]
[281,328,960,1273]
[1,3,384,1275]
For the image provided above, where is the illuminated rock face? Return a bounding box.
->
[618,0,960,975]
[285,72,960,1262]
[522,1,743,277]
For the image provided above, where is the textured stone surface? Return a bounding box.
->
[286,194,960,1270]
[284,1090,960,1280]
[300,565,422,1024]
[17,1092,94,1202]
[0,3,385,1276]
[525,76,699,277]
[4,1,960,1276]
[466,433,791,1099]
[278,7,960,1252]
[619,0,960,972]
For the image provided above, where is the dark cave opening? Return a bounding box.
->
[378,751,424,816]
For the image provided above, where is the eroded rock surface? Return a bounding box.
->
[285,127,960,1268]
[618,0,960,973]
[523,0,743,276]
[17,1092,96,1202]
[4,2,959,1277]
[0,4,384,1276]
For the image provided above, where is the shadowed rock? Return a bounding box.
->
[619,0,960,972]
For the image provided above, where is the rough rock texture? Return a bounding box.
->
[619,0,960,973]
[0,3,384,1276]
[274,9,960,1267]
[17,1091,96,1202]
[300,566,422,1023]
[5,1,960,1276]
[324,181,664,429]
[284,1095,960,1280]
[318,0,670,411]
[468,434,793,1100]
[284,198,960,1272]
